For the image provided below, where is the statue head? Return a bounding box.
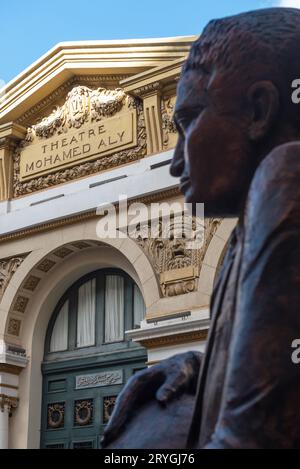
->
[170,8,300,216]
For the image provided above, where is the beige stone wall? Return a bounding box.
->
[0,215,235,448]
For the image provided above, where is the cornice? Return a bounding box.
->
[121,57,189,94]
[0,187,180,244]
[0,37,195,124]
[15,74,131,126]
[0,122,27,141]
[138,330,208,349]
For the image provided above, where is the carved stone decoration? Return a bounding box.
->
[161,96,178,150]
[103,396,117,424]
[7,319,22,336]
[13,296,29,313]
[47,402,65,429]
[37,259,56,273]
[133,217,221,297]
[27,86,126,140]
[74,399,93,426]
[75,370,123,389]
[0,395,18,413]
[23,275,40,292]
[53,247,73,259]
[0,256,27,301]
[13,86,146,196]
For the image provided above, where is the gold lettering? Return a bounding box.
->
[98,125,105,135]
[89,129,95,138]
[61,138,68,147]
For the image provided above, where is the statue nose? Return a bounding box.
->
[170,138,185,177]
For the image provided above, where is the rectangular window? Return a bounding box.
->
[77,279,96,348]
[105,275,124,342]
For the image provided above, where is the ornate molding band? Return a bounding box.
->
[139,329,208,349]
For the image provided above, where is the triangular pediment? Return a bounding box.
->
[0,37,195,125]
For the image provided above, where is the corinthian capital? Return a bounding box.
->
[0,394,18,413]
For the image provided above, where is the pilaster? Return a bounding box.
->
[0,123,26,201]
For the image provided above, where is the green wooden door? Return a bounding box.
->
[41,268,147,449]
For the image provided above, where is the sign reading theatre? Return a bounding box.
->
[20,111,137,181]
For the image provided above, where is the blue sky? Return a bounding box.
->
[0,0,298,84]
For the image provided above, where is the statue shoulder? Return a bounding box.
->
[243,142,300,250]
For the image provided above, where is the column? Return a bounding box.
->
[0,123,26,202]
[0,341,27,449]
[0,395,17,449]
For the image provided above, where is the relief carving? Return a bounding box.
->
[13,86,146,195]
[161,96,178,150]
[27,86,127,140]
[133,217,221,297]
[0,256,27,301]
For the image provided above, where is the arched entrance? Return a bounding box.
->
[40,267,147,449]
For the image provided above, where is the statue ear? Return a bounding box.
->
[247,81,279,141]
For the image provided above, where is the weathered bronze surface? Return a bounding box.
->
[102,8,300,449]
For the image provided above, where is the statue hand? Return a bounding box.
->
[101,351,202,447]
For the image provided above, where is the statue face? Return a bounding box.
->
[171,67,256,217]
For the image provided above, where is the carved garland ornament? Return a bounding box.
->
[74,399,93,426]
[47,402,65,429]
[13,85,146,196]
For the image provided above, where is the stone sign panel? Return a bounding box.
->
[75,370,123,389]
[20,111,137,181]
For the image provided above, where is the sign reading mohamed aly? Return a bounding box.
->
[20,111,137,181]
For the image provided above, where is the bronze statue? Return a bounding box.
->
[102,8,300,449]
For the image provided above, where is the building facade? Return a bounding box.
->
[0,38,235,449]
